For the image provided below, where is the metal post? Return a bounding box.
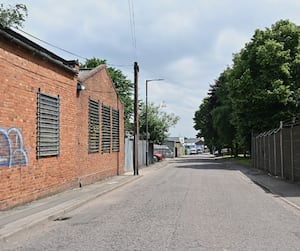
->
[280,121,284,178]
[146,80,149,166]
[133,62,139,175]
[268,132,271,174]
[291,118,295,181]
[145,78,163,166]
[263,134,266,171]
[273,132,277,176]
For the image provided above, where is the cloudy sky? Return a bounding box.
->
[4,0,300,138]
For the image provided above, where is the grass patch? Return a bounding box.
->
[222,155,252,166]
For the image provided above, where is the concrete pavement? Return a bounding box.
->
[0,172,140,240]
[229,161,300,211]
[1,156,300,241]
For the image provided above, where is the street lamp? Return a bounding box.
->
[145,78,164,166]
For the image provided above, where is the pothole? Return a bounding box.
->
[53,216,72,221]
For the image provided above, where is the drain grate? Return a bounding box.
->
[53,216,72,221]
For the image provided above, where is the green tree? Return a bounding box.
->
[194,98,214,152]
[194,75,233,154]
[81,58,134,132]
[139,102,179,144]
[211,70,237,155]
[229,20,300,150]
[0,3,28,28]
[194,20,300,154]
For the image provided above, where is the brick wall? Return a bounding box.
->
[0,40,79,209]
[0,32,124,210]
[76,66,124,186]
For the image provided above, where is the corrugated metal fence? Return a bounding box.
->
[124,138,148,172]
[252,117,300,182]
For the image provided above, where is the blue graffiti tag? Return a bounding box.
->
[0,127,28,167]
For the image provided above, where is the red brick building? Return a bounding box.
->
[0,26,124,209]
[76,66,124,186]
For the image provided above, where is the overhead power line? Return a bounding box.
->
[16,27,88,60]
[128,0,137,61]
[14,27,133,69]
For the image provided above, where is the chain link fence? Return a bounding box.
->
[252,117,300,182]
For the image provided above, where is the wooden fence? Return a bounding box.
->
[252,117,300,182]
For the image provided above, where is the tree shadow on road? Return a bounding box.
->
[171,155,236,171]
[170,155,300,199]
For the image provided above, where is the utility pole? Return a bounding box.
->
[133,62,139,175]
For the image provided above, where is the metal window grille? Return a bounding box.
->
[102,104,111,153]
[112,109,120,152]
[88,98,100,153]
[36,91,60,158]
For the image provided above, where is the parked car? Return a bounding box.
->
[153,152,163,161]
[197,148,203,154]
[189,146,197,155]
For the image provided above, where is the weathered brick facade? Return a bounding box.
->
[0,27,124,209]
[76,66,124,186]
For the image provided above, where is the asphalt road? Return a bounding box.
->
[2,155,300,250]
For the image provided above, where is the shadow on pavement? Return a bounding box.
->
[171,155,300,200]
[171,155,235,171]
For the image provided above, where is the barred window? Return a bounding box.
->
[102,104,111,153]
[112,109,120,152]
[88,98,100,153]
[36,91,60,158]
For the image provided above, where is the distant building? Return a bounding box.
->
[153,144,174,158]
[164,137,185,157]
[183,138,204,155]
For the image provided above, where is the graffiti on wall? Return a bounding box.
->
[0,127,28,167]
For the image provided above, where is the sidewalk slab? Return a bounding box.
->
[0,173,140,241]
[228,161,300,210]
[0,160,170,241]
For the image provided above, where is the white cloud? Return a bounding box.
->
[150,11,196,37]
[165,56,202,81]
[4,0,300,137]
[213,28,250,64]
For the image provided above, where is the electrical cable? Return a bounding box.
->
[15,27,133,69]
[128,0,137,61]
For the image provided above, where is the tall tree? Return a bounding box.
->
[193,96,219,153]
[194,20,300,153]
[229,20,300,149]
[0,3,28,28]
[194,72,236,154]
[81,58,134,132]
[139,102,179,144]
[211,69,236,154]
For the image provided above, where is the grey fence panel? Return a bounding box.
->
[265,134,270,172]
[274,132,282,177]
[266,133,271,173]
[252,118,300,182]
[293,125,300,181]
[268,133,275,175]
[282,127,292,180]
[259,135,265,171]
[124,138,150,172]
[261,135,266,171]
[138,140,147,167]
[124,138,133,172]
